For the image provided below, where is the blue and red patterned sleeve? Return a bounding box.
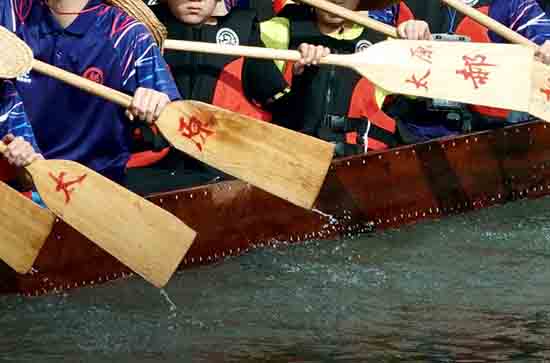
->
[489,0,550,45]
[0,80,40,152]
[115,16,181,101]
[367,5,400,26]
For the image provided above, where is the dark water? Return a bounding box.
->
[2,198,550,362]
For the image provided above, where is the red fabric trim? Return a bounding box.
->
[469,105,510,119]
[346,131,358,144]
[397,2,414,25]
[455,6,510,119]
[366,138,387,151]
[126,147,170,169]
[349,78,396,133]
[273,0,289,14]
[455,5,491,43]
[283,61,294,85]
[212,57,272,121]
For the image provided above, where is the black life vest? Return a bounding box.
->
[157,7,273,121]
[283,7,398,155]
[538,0,550,13]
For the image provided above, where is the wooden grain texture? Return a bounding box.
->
[24,159,196,287]
[157,101,335,209]
[0,26,32,78]
[297,0,398,38]
[0,181,54,273]
[356,40,535,113]
[438,0,550,124]
[529,61,550,122]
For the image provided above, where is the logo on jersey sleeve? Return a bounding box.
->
[16,72,32,85]
[216,28,240,46]
[355,40,373,53]
[83,67,104,84]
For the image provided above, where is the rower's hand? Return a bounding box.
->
[397,20,432,41]
[293,43,330,75]
[126,87,171,125]
[535,40,550,65]
[1,134,43,167]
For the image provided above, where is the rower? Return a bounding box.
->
[129,0,326,194]
[267,0,429,156]
[0,0,179,185]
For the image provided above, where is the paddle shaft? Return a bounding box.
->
[441,0,536,47]
[164,39,351,68]
[296,0,398,38]
[31,59,132,108]
[32,48,352,105]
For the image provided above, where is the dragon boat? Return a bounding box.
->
[2,119,550,296]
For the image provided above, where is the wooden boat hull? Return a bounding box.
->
[3,120,550,296]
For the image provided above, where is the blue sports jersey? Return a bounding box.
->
[489,0,550,45]
[0,80,39,152]
[0,0,180,182]
[368,5,400,26]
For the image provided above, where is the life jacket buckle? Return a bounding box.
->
[322,114,348,131]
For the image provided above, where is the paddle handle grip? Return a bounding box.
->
[0,142,6,154]
[441,0,536,47]
[164,39,349,67]
[296,0,398,38]
[31,59,133,109]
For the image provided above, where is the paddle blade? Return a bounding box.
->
[156,101,335,209]
[26,160,197,288]
[0,182,54,273]
[0,26,33,79]
[357,40,533,112]
[529,61,550,122]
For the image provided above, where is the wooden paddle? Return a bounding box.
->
[0,26,32,79]
[0,181,54,273]
[1,27,334,210]
[0,26,55,273]
[438,0,550,123]
[0,143,196,287]
[296,0,398,38]
[164,39,547,121]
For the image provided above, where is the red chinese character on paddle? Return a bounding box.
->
[456,55,496,89]
[179,116,215,152]
[410,45,433,64]
[406,69,431,91]
[540,78,550,102]
[48,172,88,204]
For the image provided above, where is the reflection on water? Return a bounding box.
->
[1,197,550,362]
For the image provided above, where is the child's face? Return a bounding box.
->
[167,0,218,24]
[315,0,360,27]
